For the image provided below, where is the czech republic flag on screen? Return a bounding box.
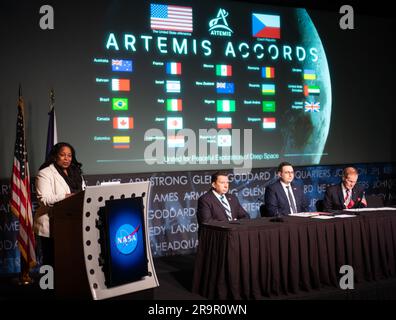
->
[252,13,280,39]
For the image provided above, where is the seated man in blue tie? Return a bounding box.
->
[323,166,367,212]
[196,171,249,225]
[264,162,308,216]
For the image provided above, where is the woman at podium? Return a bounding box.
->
[34,142,85,266]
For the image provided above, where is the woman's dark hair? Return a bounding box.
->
[39,142,82,173]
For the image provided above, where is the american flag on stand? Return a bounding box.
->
[10,93,37,270]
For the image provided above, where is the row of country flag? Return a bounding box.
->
[112,59,183,75]
[112,79,317,96]
[165,99,319,113]
[112,59,233,78]
[111,79,320,97]
[112,58,317,82]
[110,100,317,135]
[113,134,232,149]
[111,61,319,95]
[113,97,321,113]
[163,117,277,130]
[113,114,276,135]
[111,100,317,120]
[111,79,183,93]
[262,83,321,97]
[112,116,277,149]
[216,99,318,113]
[112,97,277,113]
[150,4,282,40]
[165,120,277,148]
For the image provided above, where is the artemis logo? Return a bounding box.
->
[115,224,140,254]
[209,9,233,36]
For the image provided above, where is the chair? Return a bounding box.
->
[366,194,384,208]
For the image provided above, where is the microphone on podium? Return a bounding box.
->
[353,190,367,215]
[354,191,367,209]
[269,208,284,222]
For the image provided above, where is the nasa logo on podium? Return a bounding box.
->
[115,224,140,254]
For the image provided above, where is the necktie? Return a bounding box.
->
[286,186,297,213]
[344,189,350,206]
[220,195,233,221]
[345,189,355,208]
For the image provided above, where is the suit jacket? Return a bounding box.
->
[196,190,249,225]
[323,183,366,212]
[34,164,85,237]
[264,180,308,216]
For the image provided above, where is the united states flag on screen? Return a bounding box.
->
[150,4,193,32]
[10,95,36,270]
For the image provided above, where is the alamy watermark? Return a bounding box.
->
[339,265,354,290]
[39,265,54,290]
[144,128,261,173]
[39,5,54,30]
[339,5,354,30]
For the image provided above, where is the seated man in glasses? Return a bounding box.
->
[323,166,367,212]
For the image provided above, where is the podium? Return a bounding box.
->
[52,181,159,300]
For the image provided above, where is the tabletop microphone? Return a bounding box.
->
[270,208,284,222]
[354,191,366,209]
[353,190,366,215]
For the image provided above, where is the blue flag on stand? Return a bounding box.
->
[45,89,58,159]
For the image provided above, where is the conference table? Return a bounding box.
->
[192,208,396,299]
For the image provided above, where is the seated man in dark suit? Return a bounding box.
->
[196,171,249,225]
[264,162,308,216]
[323,166,367,212]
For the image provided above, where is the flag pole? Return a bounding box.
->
[46,88,58,159]
[50,88,55,110]
[12,85,36,285]
[20,87,32,285]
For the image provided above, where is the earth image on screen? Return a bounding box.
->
[281,9,332,165]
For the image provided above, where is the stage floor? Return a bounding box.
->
[1,254,396,300]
